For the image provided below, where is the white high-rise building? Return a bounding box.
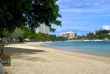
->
[62,31,75,39]
[36,23,50,34]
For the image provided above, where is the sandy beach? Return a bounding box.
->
[3,42,110,74]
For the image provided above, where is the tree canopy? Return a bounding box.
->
[0,0,61,33]
[74,29,110,40]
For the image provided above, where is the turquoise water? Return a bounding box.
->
[43,41,110,57]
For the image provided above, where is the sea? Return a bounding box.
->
[43,41,110,57]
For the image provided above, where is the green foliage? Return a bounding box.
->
[96,29,109,35]
[21,27,32,39]
[36,33,50,41]
[87,29,110,40]
[0,30,11,38]
[1,26,67,42]
[11,27,24,38]
[76,29,110,40]
[0,0,28,32]
[76,36,86,40]
[49,35,67,41]
[0,0,61,33]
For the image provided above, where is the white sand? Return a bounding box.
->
[3,42,110,74]
[0,63,5,74]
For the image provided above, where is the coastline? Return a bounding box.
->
[42,41,110,58]
[3,42,110,74]
[66,40,107,42]
[41,42,110,63]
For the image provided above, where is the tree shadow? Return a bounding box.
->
[3,47,48,62]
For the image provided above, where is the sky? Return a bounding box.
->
[50,0,110,36]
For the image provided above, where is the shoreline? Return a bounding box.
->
[42,41,110,58]
[41,42,110,63]
[67,40,104,42]
[3,42,110,74]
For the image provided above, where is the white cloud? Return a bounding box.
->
[102,25,110,30]
[60,8,105,13]
[57,0,110,10]
[56,27,62,32]
[54,0,110,36]
[57,0,104,8]
[57,0,83,8]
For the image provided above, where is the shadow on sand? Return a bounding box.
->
[3,47,48,62]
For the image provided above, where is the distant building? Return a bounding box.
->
[36,23,50,34]
[62,31,75,39]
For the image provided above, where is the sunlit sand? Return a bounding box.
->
[3,42,110,74]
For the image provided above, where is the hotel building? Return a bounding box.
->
[62,31,75,39]
[36,23,50,34]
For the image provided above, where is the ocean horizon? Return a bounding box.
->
[43,41,110,57]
